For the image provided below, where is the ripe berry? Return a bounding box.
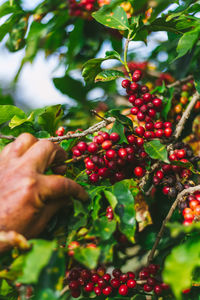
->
[127,272,135,279]
[102,140,112,150]
[102,286,112,295]
[162,164,172,173]
[106,212,114,220]
[139,270,149,279]
[153,176,160,185]
[164,121,172,128]
[97,278,106,288]
[127,279,136,288]
[143,93,152,102]
[68,269,80,280]
[164,127,172,138]
[194,205,200,216]
[148,108,156,118]
[163,186,170,195]
[111,278,120,288]
[129,95,136,104]
[84,282,94,292]
[115,172,124,181]
[135,126,145,136]
[121,79,130,89]
[94,286,101,296]
[134,98,144,107]
[155,129,164,138]
[88,142,98,153]
[110,132,120,143]
[182,288,191,294]
[106,149,117,160]
[169,153,177,161]
[118,284,128,296]
[160,283,170,290]
[127,135,135,144]
[112,269,122,278]
[98,167,108,178]
[153,98,162,110]
[89,173,99,183]
[130,106,139,115]
[143,284,153,292]
[140,85,149,93]
[156,170,164,180]
[132,69,142,82]
[154,121,163,129]
[144,131,152,139]
[103,273,111,282]
[134,166,144,177]
[118,148,127,159]
[140,104,148,113]
[69,281,79,290]
[96,135,104,144]
[77,141,87,152]
[81,269,91,281]
[99,131,110,140]
[147,277,157,286]
[73,149,82,157]
[86,160,95,170]
[91,273,99,283]
[177,149,186,159]
[145,122,154,130]
[136,137,144,147]
[130,82,139,92]
[71,290,81,298]
[154,285,163,295]
[120,274,128,283]
[137,111,145,121]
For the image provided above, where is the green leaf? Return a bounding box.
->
[0,1,21,17]
[92,6,130,31]
[9,112,34,129]
[163,235,200,298]
[104,190,117,209]
[161,87,174,120]
[171,160,200,175]
[17,239,56,284]
[112,180,137,243]
[167,222,200,238]
[82,54,121,85]
[108,109,132,127]
[37,105,63,135]
[90,216,116,241]
[176,27,200,59]
[109,121,128,144]
[95,69,124,82]
[144,140,169,163]
[74,247,101,269]
[0,105,26,125]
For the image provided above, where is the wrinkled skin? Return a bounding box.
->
[0,133,88,251]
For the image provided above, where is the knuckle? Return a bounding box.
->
[38,139,54,151]
[18,133,37,143]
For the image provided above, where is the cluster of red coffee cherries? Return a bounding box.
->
[180,193,200,226]
[56,126,65,136]
[106,206,114,220]
[152,143,195,198]
[67,264,169,298]
[72,131,149,184]
[134,121,172,140]
[69,0,96,17]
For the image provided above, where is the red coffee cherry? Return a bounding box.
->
[152,98,162,109]
[130,82,139,92]
[130,106,139,115]
[110,132,120,143]
[120,273,128,283]
[162,186,170,195]
[137,111,145,121]
[140,104,148,113]
[134,98,144,107]
[111,278,120,288]
[81,269,91,281]
[94,286,101,296]
[106,149,117,160]
[127,135,136,144]
[134,166,144,177]
[102,286,112,295]
[155,129,164,138]
[86,160,95,170]
[73,149,82,157]
[77,141,87,152]
[84,282,94,292]
[164,127,172,137]
[145,122,154,130]
[71,290,81,298]
[121,79,131,89]
[156,170,164,180]
[143,284,153,292]
[147,277,157,286]
[88,142,98,153]
[118,148,128,159]
[139,269,149,279]
[132,69,142,82]
[177,149,186,159]
[91,273,100,283]
[127,272,135,279]
[164,121,172,128]
[154,285,163,295]
[143,93,152,102]
[129,95,136,104]
[148,108,156,118]
[127,279,136,288]
[97,278,106,288]
[89,173,99,183]
[118,284,128,296]
[99,131,110,140]
[135,126,145,137]
[136,137,144,147]
[112,269,122,278]
[69,281,79,290]
[96,135,104,144]
[103,273,111,282]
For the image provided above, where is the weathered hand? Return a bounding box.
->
[0,133,88,250]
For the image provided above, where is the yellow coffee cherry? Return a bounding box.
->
[180,96,188,105]
[174,104,182,114]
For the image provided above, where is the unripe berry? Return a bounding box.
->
[102,140,112,150]
[110,132,120,143]
[121,79,130,89]
[130,106,139,115]
[77,141,87,152]
[97,266,106,276]
[88,142,98,153]
[134,166,144,177]
[118,284,128,296]
[135,126,145,136]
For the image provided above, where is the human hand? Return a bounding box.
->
[0,133,88,250]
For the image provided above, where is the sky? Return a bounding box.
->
[0,0,174,109]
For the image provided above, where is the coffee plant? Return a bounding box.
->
[0,0,200,299]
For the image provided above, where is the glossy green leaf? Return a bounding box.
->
[144,140,169,163]
[9,112,34,129]
[82,54,121,85]
[74,247,101,269]
[0,105,26,125]
[176,27,200,59]
[37,105,63,135]
[92,6,129,31]
[171,160,200,175]
[112,180,137,242]
[17,239,56,284]
[104,190,117,209]
[95,69,124,82]
[161,87,174,120]
[163,235,200,298]
[108,109,132,127]
[90,216,116,241]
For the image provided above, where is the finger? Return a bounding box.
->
[39,174,88,203]
[0,133,37,159]
[22,140,58,173]
[52,165,67,175]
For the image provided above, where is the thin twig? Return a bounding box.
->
[90,110,110,123]
[0,134,16,140]
[167,75,193,88]
[124,32,132,81]
[147,184,200,264]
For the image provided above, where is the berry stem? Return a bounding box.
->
[123,32,132,81]
[147,184,200,264]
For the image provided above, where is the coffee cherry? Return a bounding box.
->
[145,122,154,130]
[97,266,106,276]
[69,269,80,280]
[135,126,145,137]
[177,149,186,159]
[110,132,120,143]
[71,290,81,298]
[120,274,128,283]
[136,137,144,147]
[127,279,136,288]
[153,176,160,185]
[163,186,170,195]
[122,79,130,89]
[143,93,152,102]
[182,288,191,294]
[162,164,172,173]
[153,98,162,109]
[91,273,99,283]
[106,149,117,160]
[140,151,148,158]
[77,141,87,152]
[97,278,106,288]
[148,108,156,118]
[154,285,163,295]
[160,283,170,290]
[84,282,94,292]
[140,85,149,93]
[194,205,200,216]
[94,286,101,296]
[102,286,112,295]
[96,135,104,144]
[69,281,79,290]
[111,278,120,288]
[164,127,172,137]
[154,121,163,129]
[130,82,139,92]
[81,269,91,281]
[118,284,128,296]
[155,129,164,138]
[89,173,99,183]
[88,142,98,153]
[134,98,144,107]
[132,69,142,82]
[130,106,139,115]
[134,166,144,177]
[127,135,135,144]
[156,170,164,180]
[127,272,135,279]
[143,131,152,139]
[112,269,122,278]
[103,273,111,282]
[169,153,177,161]
[143,284,153,292]
[118,148,127,159]
[73,149,82,157]
[98,167,108,178]
[147,277,157,286]
[99,131,110,140]
[115,172,125,181]
[86,160,95,170]
[137,111,145,121]
[148,264,159,274]
[102,140,112,150]
[129,95,136,104]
